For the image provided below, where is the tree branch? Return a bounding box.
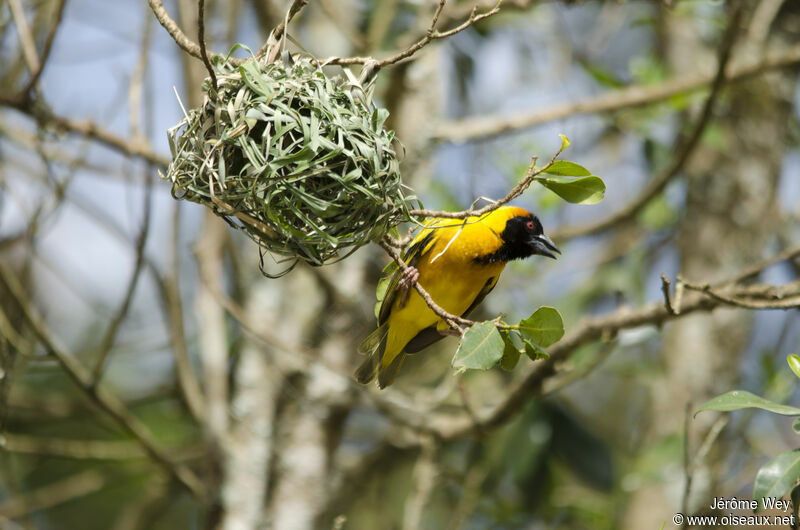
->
[551,2,744,241]
[16,0,67,100]
[375,243,800,440]
[322,0,504,67]
[197,0,218,92]
[433,41,800,144]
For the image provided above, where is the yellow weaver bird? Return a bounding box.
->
[356,205,560,388]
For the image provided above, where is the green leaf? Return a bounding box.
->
[791,484,800,523]
[788,355,800,380]
[517,307,564,348]
[535,175,605,205]
[543,160,592,177]
[375,275,391,303]
[500,331,522,371]
[374,275,393,319]
[793,418,800,434]
[754,449,800,512]
[695,390,800,417]
[559,134,570,151]
[522,340,550,361]
[452,322,504,372]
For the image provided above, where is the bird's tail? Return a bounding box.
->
[355,324,388,385]
[355,324,407,388]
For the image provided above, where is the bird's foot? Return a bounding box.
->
[398,266,419,291]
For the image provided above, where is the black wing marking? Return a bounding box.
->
[462,275,498,318]
[378,230,437,325]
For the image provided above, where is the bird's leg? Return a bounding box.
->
[397,266,419,308]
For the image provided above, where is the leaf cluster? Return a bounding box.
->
[452,307,565,372]
[697,355,800,518]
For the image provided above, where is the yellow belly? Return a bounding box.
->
[382,258,505,368]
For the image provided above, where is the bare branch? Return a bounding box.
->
[0,107,169,167]
[433,42,800,144]
[375,247,800,441]
[148,0,211,64]
[91,174,153,382]
[197,0,218,92]
[0,471,106,520]
[718,244,800,286]
[128,10,154,140]
[163,203,207,422]
[322,0,503,67]
[551,2,744,241]
[194,215,230,444]
[8,0,40,73]
[679,277,800,310]
[16,0,67,99]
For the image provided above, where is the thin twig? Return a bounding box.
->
[379,238,472,333]
[679,277,800,310]
[661,274,676,315]
[147,0,220,64]
[129,9,154,140]
[8,0,40,73]
[197,0,218,92]
[323,0,502,67]
[434,41,800,144]
[718,243,800,286]
[408,142,561,219]
[163,202,207,422]
[17,0,67,99]
[680,401,692,529]
[681,415,728,526]
[91,173,153,383]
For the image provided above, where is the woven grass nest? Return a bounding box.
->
[164,55,417,269]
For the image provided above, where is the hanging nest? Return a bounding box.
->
[163,55,417,269]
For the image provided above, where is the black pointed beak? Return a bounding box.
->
[531,234,561,260]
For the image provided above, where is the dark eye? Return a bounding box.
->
[526,220,536,230]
